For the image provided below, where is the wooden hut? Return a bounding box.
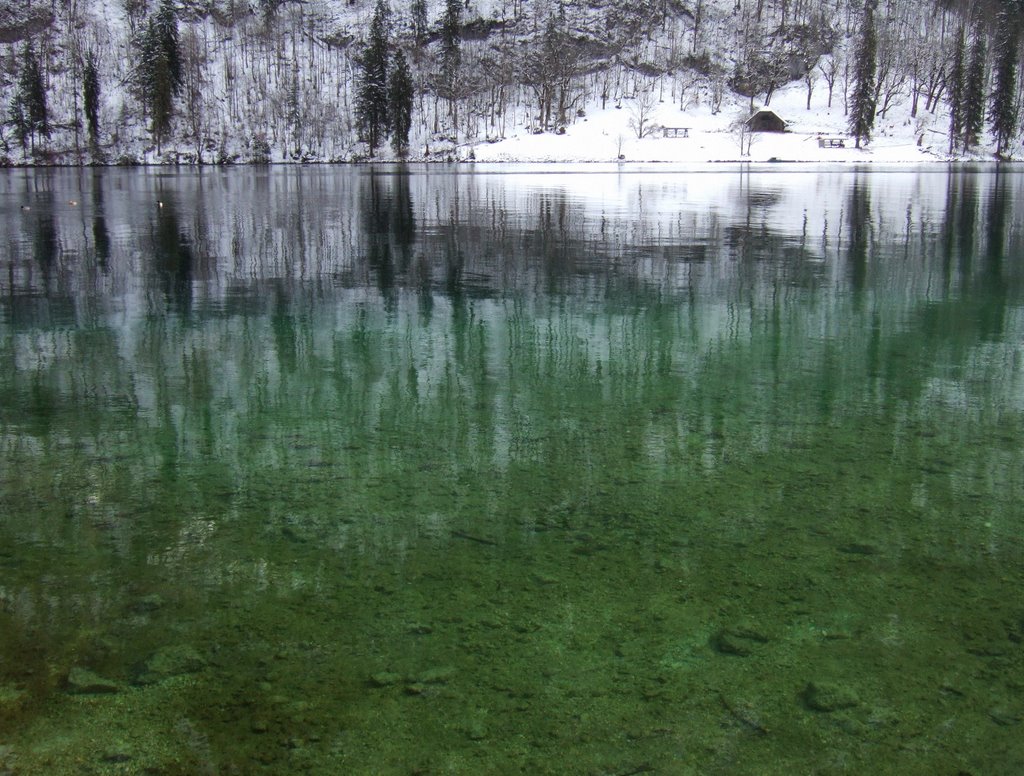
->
[745,109,787,133]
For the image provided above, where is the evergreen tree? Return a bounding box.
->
[438,0,462,128]
[259,0,283,24]
[948,25,966,154]
[356,0,392,155]
[440,0,462,81]
[137,21,175,152]
[389,49,414,154]
[963,24,987,152]
[848,0,877,148]
[990,10,1019,158]
[83,52,101,147]
[155,0,183,92]
[26,48,49,144]
[410,0,428,44]
[8,43,49,153]
[8,98,28,151]
[134,0,183,154]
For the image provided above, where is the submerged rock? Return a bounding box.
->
[803,681,859,712]
[66,667,121,694]
[464,719,488,740]
[130,594,166,614]
[1008,615,1024,644]
[710,626,770,657]
[368,671,403,688]
[134,645,206,685]
[988,705,1023,726]
[0,683,27,714]
[837,543,880,556]
[250,719,271,734]
[415,666,456,685]
[100,750,134,764]
[368,665,456,689]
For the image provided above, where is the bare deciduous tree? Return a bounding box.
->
[628,88,659,138]
[817,56,840,108]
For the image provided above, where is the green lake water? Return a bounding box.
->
[0,164,1022,774]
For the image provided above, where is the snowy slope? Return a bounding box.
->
[0,0,1013,164]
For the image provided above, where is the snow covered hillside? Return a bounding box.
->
[0,0,1018,164]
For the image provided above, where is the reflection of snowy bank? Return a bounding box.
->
[2,165,1022,307]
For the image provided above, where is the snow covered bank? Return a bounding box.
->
[466,81,972,165]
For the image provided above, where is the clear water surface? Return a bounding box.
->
[0,164,1022,774]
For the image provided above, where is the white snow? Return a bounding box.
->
[468,79,966,165]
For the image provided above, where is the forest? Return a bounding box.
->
[0,0,1022,163]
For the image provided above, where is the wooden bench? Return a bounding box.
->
[817,137,846,148]
[662,127,690,138]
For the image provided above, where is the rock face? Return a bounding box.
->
[0,7,53,44]
[65,667,121,694]
[803,681,859,712]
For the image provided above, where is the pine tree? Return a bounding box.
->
[155,0,183,92]
[438,0,462,129]
[138,22,174,152]
[259,0,282,24]
[410,0,428,44]
[948,25,966,154]
[134,0,183,154]
[356,0,392,155]
[848,0,877,149]
[389,49,414,155]
[8,43,49,153]
[989,10,1019,158]
[26,48,49,144]
[963,25,987,152]
[8,99,28,151]
[440,0,462,81]
[83,52,101,148]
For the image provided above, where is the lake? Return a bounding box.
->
[1,164,1022,774]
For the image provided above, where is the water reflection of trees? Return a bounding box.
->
[846,176,871,297]
[1,167,1023,575]
[361,169,418,309]
[151,195,195,314]
[91,171,111,270]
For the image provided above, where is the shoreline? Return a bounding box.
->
[1,156,1019,169]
